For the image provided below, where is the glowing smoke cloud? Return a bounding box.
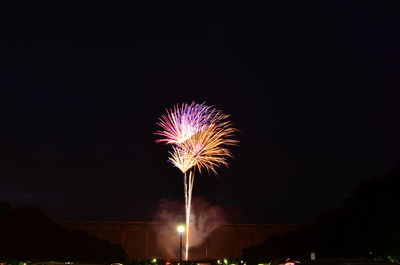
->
[156,102,237,260]
[155,198,225,259]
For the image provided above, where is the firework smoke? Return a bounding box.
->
[155,198,225,259]
[155,102,237,260]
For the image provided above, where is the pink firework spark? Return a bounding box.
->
[155,102,218,145]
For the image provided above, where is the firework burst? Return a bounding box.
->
[155,102,238,260]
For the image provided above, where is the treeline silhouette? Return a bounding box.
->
[0,202,127,262]
[243,166,400,263]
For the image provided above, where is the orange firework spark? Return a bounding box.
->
[169,120,237,174]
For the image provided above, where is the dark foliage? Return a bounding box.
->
[243,166,400,262]
[0,202,127,262]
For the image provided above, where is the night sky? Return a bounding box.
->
[1,1,399,224]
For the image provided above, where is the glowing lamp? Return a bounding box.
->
[177,225,185,233]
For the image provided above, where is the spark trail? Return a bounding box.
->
[184,170,194,259]
[156,102,237,260]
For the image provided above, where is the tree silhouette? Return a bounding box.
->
[0,202,127,262]
[243,166,400,262]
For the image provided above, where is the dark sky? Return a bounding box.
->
[1,1,399,224]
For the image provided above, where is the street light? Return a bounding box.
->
[177,225,185,264]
